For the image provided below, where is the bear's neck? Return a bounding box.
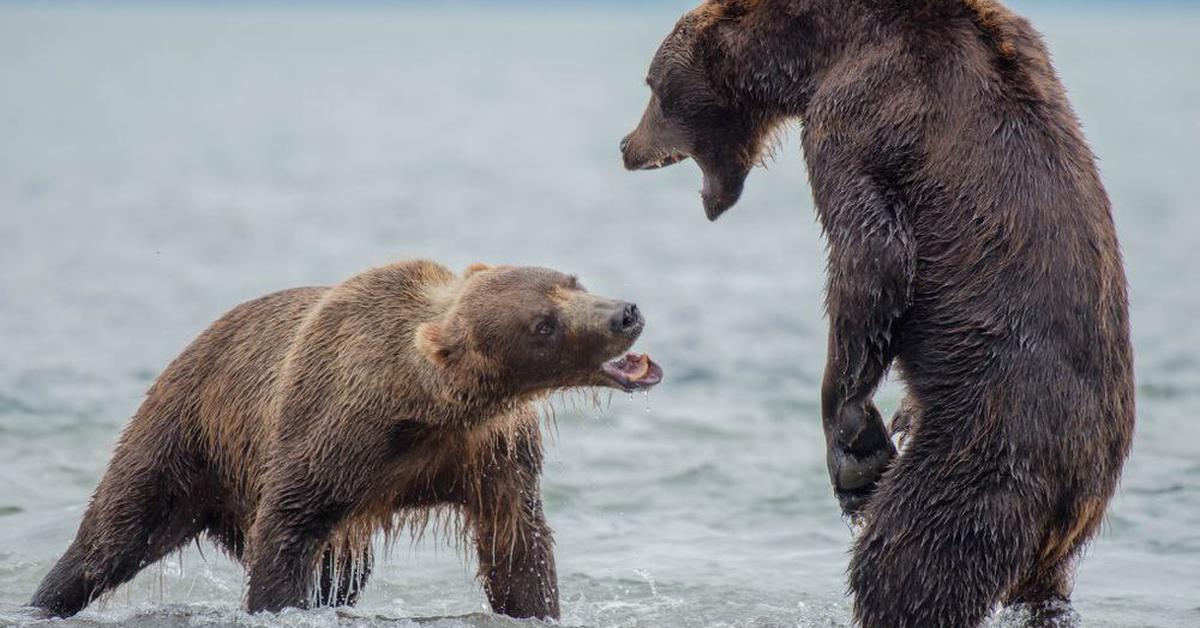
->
[410,281,526,426]
[415,362,525,426]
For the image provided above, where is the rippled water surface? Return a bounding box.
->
[1,2,1198,627]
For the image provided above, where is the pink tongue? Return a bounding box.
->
[615,353,651,379]
[603,352,662,389]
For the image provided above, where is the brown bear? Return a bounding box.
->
[29,260,662,620]
[621,1,1133,627]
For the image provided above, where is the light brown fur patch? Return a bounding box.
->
[963,0,1019,58]
[1038,499,1106,567]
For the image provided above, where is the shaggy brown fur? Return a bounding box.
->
[622,1,1133,626]
[30,261,660,619]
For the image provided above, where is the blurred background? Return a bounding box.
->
[0,1,1196,626]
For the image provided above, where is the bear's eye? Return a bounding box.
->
[655,92,672,114]
[533,317,557,337]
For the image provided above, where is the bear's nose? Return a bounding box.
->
[619,134,631,154]
[609,302,642,334]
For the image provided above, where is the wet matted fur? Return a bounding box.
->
[622,1,1133,626]
[31,260,658,620]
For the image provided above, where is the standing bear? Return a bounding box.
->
[621,1,1133,626]
[30,261,662,619]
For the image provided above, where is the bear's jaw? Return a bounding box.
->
[600,352,664,391]
[697,158,751,222]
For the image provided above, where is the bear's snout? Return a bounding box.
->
[608,302,642,335]
[620,131,647,171]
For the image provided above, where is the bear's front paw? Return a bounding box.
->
[829,443,895,517]
[826,401,896,517]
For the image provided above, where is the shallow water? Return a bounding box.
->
[0,2,1197,627]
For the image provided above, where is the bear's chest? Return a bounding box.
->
[386,407,539,508]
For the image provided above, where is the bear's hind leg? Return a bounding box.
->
[849,451,1041,628]
[1003,500,1104,627]
[1004,559,1077,627]
[30,449,204,617]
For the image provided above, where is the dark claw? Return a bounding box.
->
[890,395,921,440]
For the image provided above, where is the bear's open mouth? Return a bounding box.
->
[601,352,663,390]
[639,151,689,170]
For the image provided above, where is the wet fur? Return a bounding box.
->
[30,261,574,619]
[625,1,1134,626]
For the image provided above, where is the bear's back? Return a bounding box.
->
[138,260,458,520]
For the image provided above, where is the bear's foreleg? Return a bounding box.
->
[819,181,916,516]
[467,424,559,620]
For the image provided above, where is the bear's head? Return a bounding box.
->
[621,0,849,220]
[417,265,662,399]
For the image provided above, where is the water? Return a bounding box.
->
[0,2,1197,627]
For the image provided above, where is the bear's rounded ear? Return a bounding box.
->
[724,0,764,11]
[416,322,454,366]
[706,0,763,20]
[463,263,493,278]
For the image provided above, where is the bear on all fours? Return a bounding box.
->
[622,1,1133,627]
[30,261,662,620]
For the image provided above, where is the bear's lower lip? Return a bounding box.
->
[601,352,664,390]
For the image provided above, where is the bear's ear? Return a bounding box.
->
[416,322,457,367]
[463,263,493,278]
[704,0,764,20]
[722,0,764,11]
